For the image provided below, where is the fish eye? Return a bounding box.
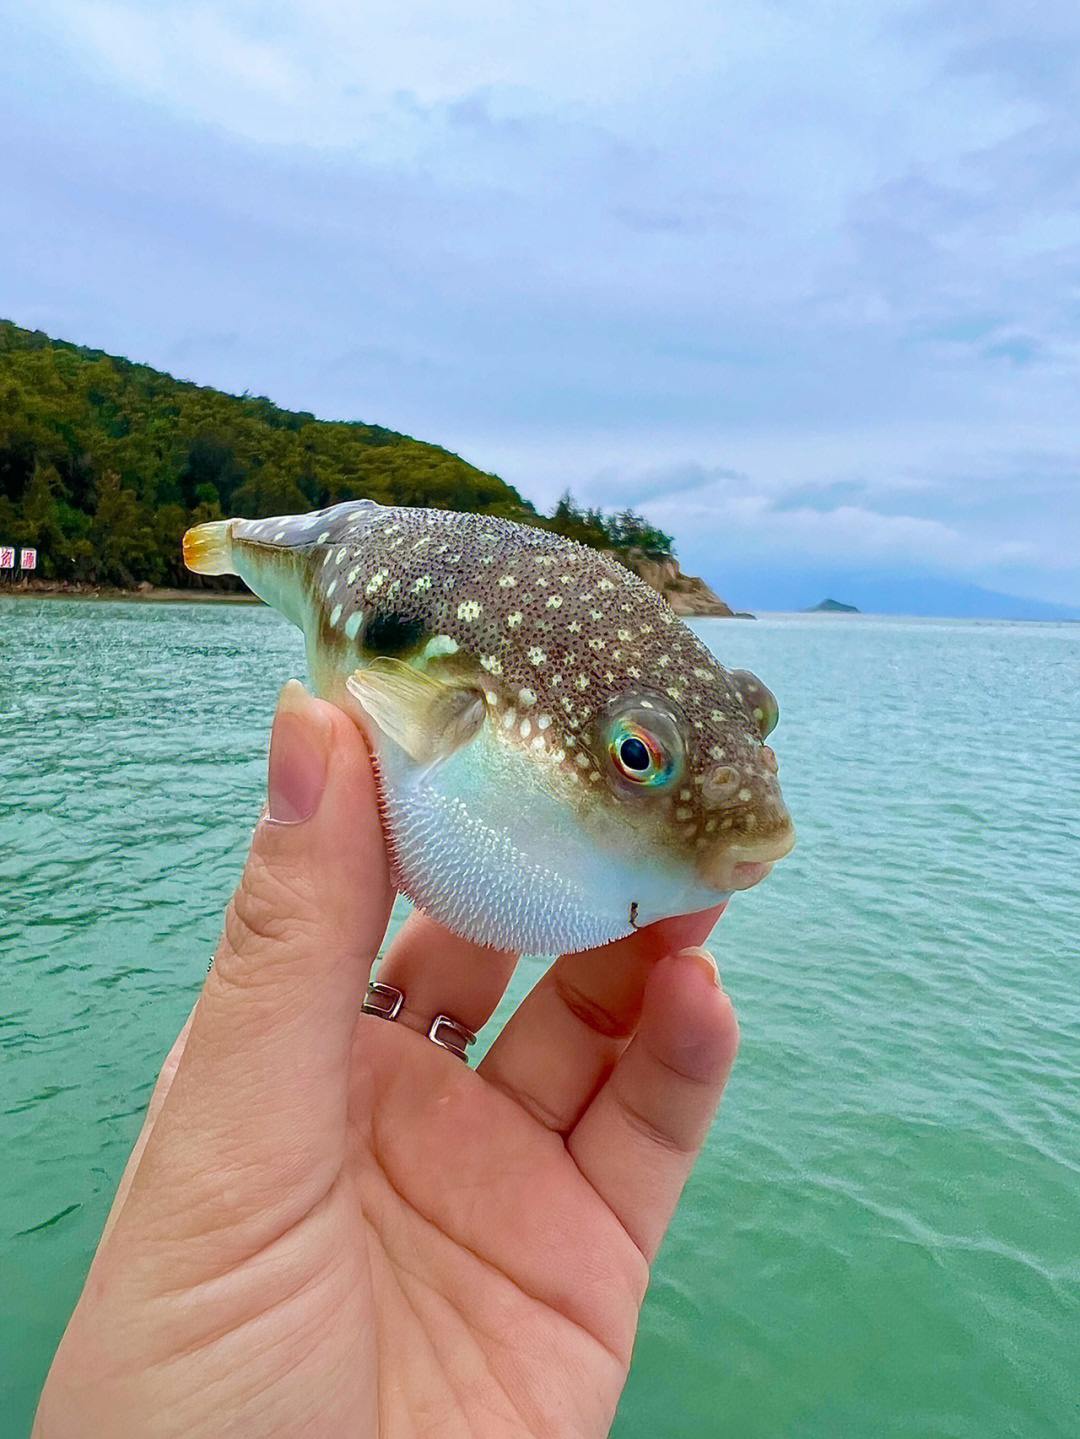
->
[605,708,683,789]
[609,722,671,784]
[730,670,779,739]
[619,735,651,772]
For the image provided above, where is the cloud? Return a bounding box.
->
[3,0,1079,608]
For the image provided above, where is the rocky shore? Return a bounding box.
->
[2,579,258,602]
[6,557,749,616]
[619,551,749,617]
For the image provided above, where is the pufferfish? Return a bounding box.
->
[183,500,794,954]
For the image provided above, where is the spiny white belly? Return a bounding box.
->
[372,724,724,954]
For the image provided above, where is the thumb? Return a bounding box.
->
[126,680,394,1249]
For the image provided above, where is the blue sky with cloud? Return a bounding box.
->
[2,0,1079,612]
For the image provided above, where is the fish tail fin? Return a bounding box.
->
[183,520,235,576]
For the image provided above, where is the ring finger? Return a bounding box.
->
[367,908,519,1049]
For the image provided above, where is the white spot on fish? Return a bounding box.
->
[575,751,591,768]
[330,603,343,626]
[598,578,615,591]
[520,719,532,739]
[537,713,551,730]
[528,647,547,667]
[546,595,562,609]
[676,806,693,821]
[457,600,481,622]
[336,548,347,564]
[413,576,432,593]
[498,575,517,588]
[317,530,330,543]
[503,708,518,730]
[518,687,536,707]
[347,566,360,585]
[531,735,546,752]
[326,579,338,598]
[507,612,522,628]
[365,571,388,597]
[344,612,362,640]
[273,529,286,541]
[738,788,752,803]
[481,654,503,675]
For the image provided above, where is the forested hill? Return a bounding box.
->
[0,321,672,589]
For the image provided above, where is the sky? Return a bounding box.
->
[2,0,1079,615]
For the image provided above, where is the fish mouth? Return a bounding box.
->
[699,823,796,893]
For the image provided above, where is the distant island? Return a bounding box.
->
[806,597,860,613]
[0,320,738,615]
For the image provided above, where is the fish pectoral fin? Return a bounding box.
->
[346,659,485,766]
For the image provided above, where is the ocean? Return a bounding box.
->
[2,599,1078,1438]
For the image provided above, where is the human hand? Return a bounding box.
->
[34,681,739,1438]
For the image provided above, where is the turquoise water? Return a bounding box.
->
[2,599,1078,1438]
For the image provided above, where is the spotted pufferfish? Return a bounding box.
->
[183,500,794,953]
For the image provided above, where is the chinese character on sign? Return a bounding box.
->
[20,548,37,570]
[0,546,15,569]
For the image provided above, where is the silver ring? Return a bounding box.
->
[362,982,476,1063]
[427,1014,477,1062]
[362,980,404,1020]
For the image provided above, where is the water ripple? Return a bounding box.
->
[3,602,1079,1439]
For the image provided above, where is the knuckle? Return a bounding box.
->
[616,1092,694,1158]
[554,970,637,1041]
[218,850,318,968]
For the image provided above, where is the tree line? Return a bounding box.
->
[0,321,673,588]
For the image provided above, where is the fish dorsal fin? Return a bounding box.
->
[346,659,485,767]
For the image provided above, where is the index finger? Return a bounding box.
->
[478,905,725,1133]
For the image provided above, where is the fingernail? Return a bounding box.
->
[267,680,331,824]
[677,946,722,988]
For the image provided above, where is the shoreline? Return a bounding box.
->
[1,576,747,615]
[1,581,260,604]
